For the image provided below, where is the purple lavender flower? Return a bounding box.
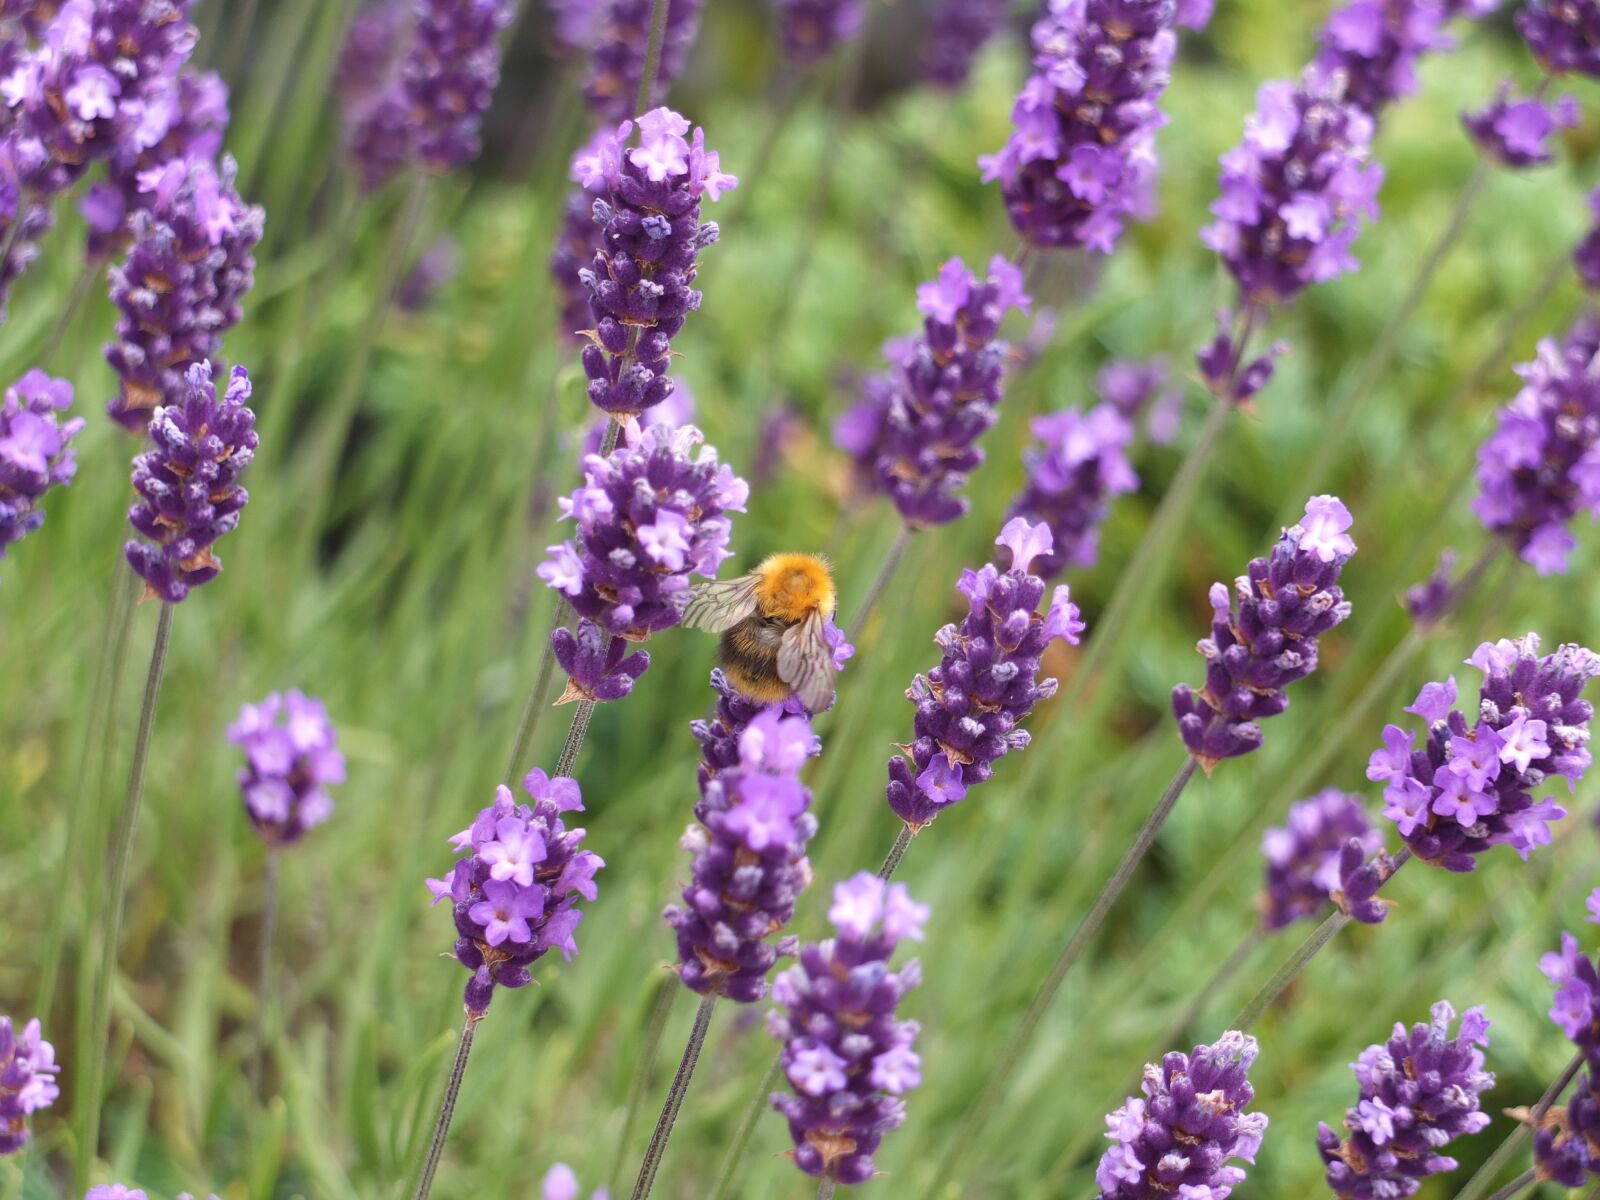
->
[1259,789,1380,931]
[1195,310,1290,406]
[551,619,651,704]
[538,423,748,696]
[1368,634,1599,870]
[1172,496,1357,770]
[335,1,408,111]
[1318,1002,1494,1198]
[1095,1031,1268,1199]
[1517,0,1600,77]
[834,255,1028,528]
[923,0,1008,88]
[1309,0,1492,119]
[886,518,1085,831]
[0,368,81,566]
[752,402,799,486]
[1462,83,1578,168]
[1331,837,1402,926]
[665,707,818,1002]
[1533,926,1600,1183]
[124,363,257,603]
[1575,188,1600,293]
[104,155,263,431]
[1473,314,1600,575]
[0,1015,58,1155]
[1403,549,1456,628]
[402,0,513,173]
[396,235,457,310]
[1202,76,1382,306]
[227,691,346,847]
[570,108,736,418]
[84,1189,148,1200]
[426,769,603,1016]
[979,0,1207,253]
[772,0,862,66]
[768,872,926,1185]
[541,1164,609,1200]
[551,167,603,347]
[547,0,605,58]
[584,0,704,121]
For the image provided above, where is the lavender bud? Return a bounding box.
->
[1309,0,1493,120]
[923,0,1008,88]
[772,0,862,66]
[425,770,603,1017]
[0,368,82,569]
[584,0,704,122]
[1330,838,1399,926]
[1534,914,1600,1182]
[228,691,346,847]
[1195,312,1289,405]
[1172,496,1357,771]
[1368,635,1600,870]
[0,1015,58,1155]
[403,0,513,173]
[887,518,1084,831]
[1318,1002,1494,1197]
[1259,789,1380,930]
[1403,548,1456,628]
[1516,0,1600,78]
[768,873,927,1185]
[1462,83,1578,168]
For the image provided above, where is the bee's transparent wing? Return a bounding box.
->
[681,574,762,632]
[778,610,837,713]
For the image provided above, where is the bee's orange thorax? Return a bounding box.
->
[754,553,836,623]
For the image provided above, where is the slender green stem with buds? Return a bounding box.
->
[1449,1049,1586,1200]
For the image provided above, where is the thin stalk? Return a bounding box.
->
[410,1014,479,1200]
[707,1057,782,1200]
[608,982,680,1194]
[503,620,563,782]
[846,525,911,645]
[630,993,717,1200]
[636,0,670,112]
[252,849,280,1098]
[1482,1170,1536,1200]
[75,600,174,1193]
[40,258,100,367]
[818,1179,837,1200]
[554,695,597,778]
[919,756,1201,1198]
[878,825,913,880]
[1231,850,1412,1031]
[1450,1049,1585,1200]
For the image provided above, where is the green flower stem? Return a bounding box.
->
[629,993,718,1200]
[410,1013,479,1200]
[1449,1049,1585,1200]
[846,525,912,645]
[878,825,913,881]
[252,849,280,1099]
[707,1056,783,1200]
[608,981,681,1195]
[1482,1169,1537,1200]
[817,1178,837,1200]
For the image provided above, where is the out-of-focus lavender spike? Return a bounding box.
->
[584,0,704,121]
[1308,0,1494,121]
[1462,82,1578,168]
[1404,549,1456,628]
[1259,789,1381,930]
[923,0,1008,89]
[228,691,346,847]
[0,1014,58,1154]
[0,368,82,570]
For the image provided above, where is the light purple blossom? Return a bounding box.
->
[0,367,81,568]
[0,1015,58,1155]
[228,691,345,847]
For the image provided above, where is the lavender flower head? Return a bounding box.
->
[125,363,256,603]
[227,691,346,847]
[1172,496,1357,770]
[1404,549,1457,628]
[1368,634,1599,870]
[0,368,81,566]
[1463,83,1578,168]
[541,1164,609,1200]
[886,518,1085,831]
[104,154,263,431]
[547,0,605,58]
[665,707,818,1002]
[923,0,1009,88]
[772,0,862,66]
[571,108,736,418]
[768,872,927,1185]
[1472,314,1600,575]
[979,0,1208,253]
[402,0,513,173]
[1202,76,1382,306]
[426,769,602,1017]
[0,1015,57,1155]
[834,255,1028,528]
[584,0,704,121]
[1259,789,1380,930]
[334,1,408,110]
[1317,1001,1494,1198]
[1095,1031,1268,1199]
[1533,922,1600,1183]
[1309,0,1493,120]
[1517,0,1600,78]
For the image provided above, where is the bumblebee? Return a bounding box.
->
[682,553,838,711]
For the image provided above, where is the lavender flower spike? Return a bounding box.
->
[1172,496,1357,770]
[1533,925,1600,1183]
[1318,1001,1494,1197]
[228,691,346,847]
[125,363,257,604]
[886,518,1084,831]
[773,0,863,66]
[1259,789,1380,931]
[0,368,82,567]
[1368,634,1599,870]
[1473,314,1600,575]
[666,707,818,1002]
[1096,1031,1268,1199]
[1462,82,1579,169]
[0,1015,58,1154]
[403,0,514,173]
[571,108,736,418]
[584,0,704,121]
[834,255,1028,527]
[1517,0,1600,78]
[923,0,1008,88]
[1309,0,1494,121]
[1403,549,1456,628]
[426,769,602,1016]
[979,0,1208,253]
[768,872,927,1185]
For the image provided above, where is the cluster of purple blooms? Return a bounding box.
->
[1259,789,1381,931]
[124,363,258,604]
[427,770,603,1017]
[570,108,736,418]
[886,518,1085,831]
[1367,634,1599,869]
[1531,899,1600,1185]
[538,422,749,699]
[922,0,1008,88]
[1006,358,1177,579]
[1172,496,1357,769]
[0,1014,57,1154]
[665,707,818,1001]
[1095,1031,1268,1200]
[227,691,346,848]
[768,872,927,1185]
[584,0,704,121]
[1472,314,1600,576]
[834,255,1028,528]
[772,0,862,66]
[1309,0,1495,120]
[104,154,263,430]
[1317,1002,1494,1197]
[979,0,1211,253]
[1516,0,1600,78]
[1403,549,1457,629]
[1463,83,1578,169]
[0,368,80,569]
